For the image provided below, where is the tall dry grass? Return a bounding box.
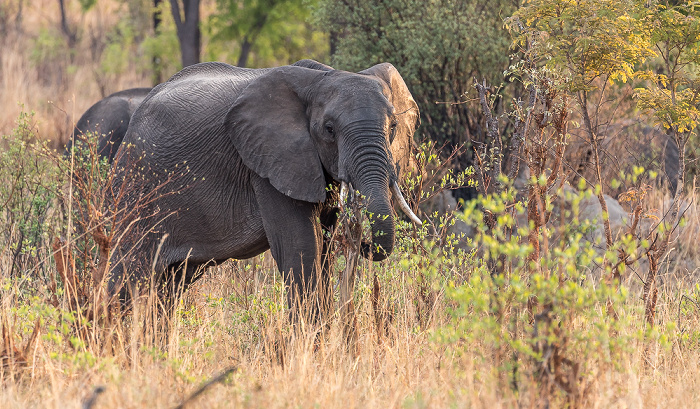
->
[2,248,700,409]
[3,1,700,408]
[0,0,152,148]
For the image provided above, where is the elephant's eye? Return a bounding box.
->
[389,121,398,142]
[325,124,335,136]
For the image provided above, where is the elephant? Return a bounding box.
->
[107,59,421,322]
[65,87,152,162]
[70,62,334,163]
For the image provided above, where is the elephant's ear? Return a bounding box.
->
[225,66,327,203]
[359,63,420,177]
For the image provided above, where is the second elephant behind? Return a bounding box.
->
[66,87,152,162]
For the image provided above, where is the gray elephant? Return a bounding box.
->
[69,62,335,163]
[108,59,421,322]
[66,87,152,162]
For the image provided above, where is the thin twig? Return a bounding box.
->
[173,367,238,409]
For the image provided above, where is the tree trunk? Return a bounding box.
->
[169,0,200,68]
[237,36,252,68]
[330,30,338,57]
[58,0,77,48]
[15,0,24,32]
[236,11,270,68]
[152,0,163,84]
[153,0,162,32]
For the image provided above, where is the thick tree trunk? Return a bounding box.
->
[57,0,77,48]
[169,0,200,68]
[237,36,252,68]
[152,0,163,84]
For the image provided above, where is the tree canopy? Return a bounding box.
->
[314,0,518,151]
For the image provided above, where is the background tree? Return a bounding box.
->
[57,0,97,48]
[510,0,653,252]
[169,0,200,67]
[209,0,326,68]
[152,0,164,82]
[314,0,519,195]
[635,0,700,326]
[0,0,25,37]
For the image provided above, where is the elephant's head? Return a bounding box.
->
[225,63,420,260]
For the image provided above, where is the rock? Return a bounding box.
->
[578,192,629,243]
[420,190,474,246]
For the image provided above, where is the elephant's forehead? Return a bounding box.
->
[332,74,387,96]
[328,76,392,111]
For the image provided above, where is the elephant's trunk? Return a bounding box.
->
[359,184,395,261]
[345,148,395,261]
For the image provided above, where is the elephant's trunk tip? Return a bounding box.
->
[360,242,390,261]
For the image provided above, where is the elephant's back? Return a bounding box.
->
[146,62,264,110]
[107,87,153,100]
[116,62,267,196]
[125,63,266,150]
[165,61,261,84]
[109,87,152,112]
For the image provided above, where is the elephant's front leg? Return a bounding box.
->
[252,177,331,326]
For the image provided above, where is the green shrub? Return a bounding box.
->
[314,0,517,150]
[0,111,63,278]
[434,185,646,405]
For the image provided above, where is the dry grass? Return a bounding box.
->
[2,251,700,409]
[3,1,700,408]
[0,257,448,408]
[0,0,152,148]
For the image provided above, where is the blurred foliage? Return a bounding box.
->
[0,111,63,277]
[31,27,71,63]
[142,0,182,80]
[30,27,73,88]
[100,20,137,76]
[78,0,98,11]
[207,0,328,67]
[313,0,518,154]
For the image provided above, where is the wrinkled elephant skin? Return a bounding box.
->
[108,60,420,322]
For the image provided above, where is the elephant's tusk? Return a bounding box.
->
[391,181,422,225]
[339,181,349,209]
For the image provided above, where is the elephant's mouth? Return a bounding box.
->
[339,181,421,261]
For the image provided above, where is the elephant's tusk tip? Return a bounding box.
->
[391,181,422,226]
[339,181,349,209]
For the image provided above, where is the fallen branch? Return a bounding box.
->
[173,367,238,409]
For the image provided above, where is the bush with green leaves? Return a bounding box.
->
[0,111,63,278]
[433,185,650,406]
[313,0,517,152]
[1,112,117,331]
